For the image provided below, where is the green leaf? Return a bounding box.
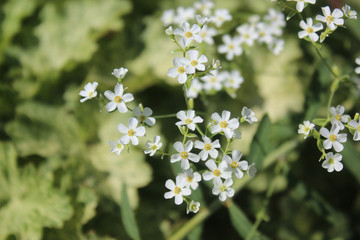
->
[228,202,269,240]
[342,143,360,183]
[187,133,198,138]
[312,118,327,126]
[121,183,141,240]
[248,115,272,169]
[286,10,297,21]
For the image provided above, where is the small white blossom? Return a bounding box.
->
[79,82,98,103]
[268,39,285,55]
[330,105,349,130]
[241,107,257,124]
[218,35,242,60]
[316,6,344,30]
[348,118,360,141]
[104,83,134,113]
[264,8,286,35]
[211,110,240,139]
[165,26,174,36]
[187,200,200,214]
[164,176,191,205]
[287,0,316,13]
[298,18,323,42]
[212,178,234,201]
[186,78,203,99]
[322,152,343,172]
[199,25,217,45]
[320,124,347,152]
[161,9,175,26]
[342,4,357,20]
[171,141,200,170]
[236,24,259,46]
[212,9,232,27]
[196,15,211,26]
[133,107,156,126]
[109,139,124,155]
[201,70,224,92]
[118,118,146,145]
[247,163,257,177]
[223,151,248,179]
[168,57,191,84]
[111,67,128,79]
[355,57,360,74]
[187,50,208,73]
[256,22,274,44]
[194,0,214,16]
[144,136,162,156]
[194,135,220,160]
[219,70,244,89]
[174,22,202,47]
[176,110,203,131]
[203,159,232,181]
[179,168,202,190]
[174,7,196,25]
[298,120,315,139]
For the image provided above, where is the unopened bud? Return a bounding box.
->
[212,59,221,69]
[165,26,174,36]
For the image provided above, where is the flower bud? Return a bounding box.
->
[165,26,174,36]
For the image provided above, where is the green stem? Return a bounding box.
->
[153,113,177,119]
[167,138,300,240]
[313,45,338,78]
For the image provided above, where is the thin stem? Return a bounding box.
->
[153,113,177,119]
[195,124,204,137]
[313,45,338,78]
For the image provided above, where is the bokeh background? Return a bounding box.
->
[1,0,360,239]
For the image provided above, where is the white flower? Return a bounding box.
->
[164,176,191,205]
[212,178,234,201]
[176,110,203,131]
[330,105,349,130]
[247,163,257,177]
[236,24,259,46]
[111,67,128,79]
[194,135,220,160]
[348,119,360,141]
[218,35,242,60]
[355,57,360,74]
[320,124,347,152]
[168,57,191,84]
[179,169,202,190]
[211,110,239,139]
[298,18,323,42]
[161,9,175,26]
[287,0,316,13]
[118,118,146,145]
[186,78,203,99]
[79,82,98,103]
[144,136,162,156]
[256,22,274,44]
[196,15,211,26]
[133,107,156,126]
[109,139,125,155]
[174,22,202,47]
[342,4,357,20]
[219,70,244,89]
[201,70,224,92]
[316,6,344,30]
[186,50,208,73]
[322,152,343,172]
[187,200,200,214]
[194,0,214,16]
[171,141,200,170]
[241,107,257,124]
[223,151,248,179]
[199,25,217,45]
[298,120,315,139]
[174,7,195,25]
[264,8,286,35]
[203,159,231,181]
[165,26,174,36]
[104,83,134,113]
[212,9,232,27]
[268,38,285,55]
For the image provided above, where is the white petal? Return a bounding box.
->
[135,126,146,137]
[165,179,175,190]
[174,195,183,205]
[164,191,175,199]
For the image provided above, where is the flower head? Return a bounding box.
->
[174,22,202,47]
[219,70,244,90]
[241,107,257,124]
[79,82,98,103]
[298,120,315,139]
[348,118,360,141]
[144,136,162,156]
[223,150,248,179]
[316,6,344,30]
[199,25,217,45]
[186,78,203,99]
[322,152,343,172]
[168,57,191,84]
[211,110,239,139]
[133,107,156,126]
[330,105,349,130]
[236,24,259,46]
[320,124,347,152]
[176,110,203,131]
[202,159,231,181]
[342,4,357,20]
[104,83,134,113]
[118,118,146,145]
[218,35,242,60]
[109,139,125,155]
[247,163,257,177]
[186,200,200,214]
[355,57,360,74]
[179,168,202,190]
[212,9,232,27]
[112,67,128,79]
[212,178,234,201]
[298,17,323,42]
[201,70,224,92]
[287,0,316,13]
[171,141,200,170]
[194,0,214,16]
[164,176,191,205]
[186,50,208,73]
[194,135,221,160]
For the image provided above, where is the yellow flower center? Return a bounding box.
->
[304,126,310,132]
[204,143,212,151]
[231,161,238,169]
[115,96,122,103]
[306,27,314,34]
[139,114,146,123]
[117,143,123,149]
[89,92,94,97]
[191,60,198,66]
[185,31,193,38]
[335,114,341,121]
[185,118,192,125]
[259,31,265,37]
[220,185,226,192]
[326,15,334,23]
[200,32,207,37]
[128,129,135,136]
[244,33,250,39]
[174,187,181,194]
[358,126,360,131]
[178,66,185,74]
[328,158,335,165]
[220,121,228,128]
[191,204,198,211]
[210,77,216,83]
[329,134,337,142]
[181,151,189,159]
[213,169,221,177]
[228,44,234,50]
[151,145,158,151]
[186,176,193,183]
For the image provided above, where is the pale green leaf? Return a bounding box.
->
[121,183,141,240]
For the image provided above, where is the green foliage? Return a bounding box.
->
[121,183,141,240]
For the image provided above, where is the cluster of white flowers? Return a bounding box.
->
[164,108,258,212]
[286,0,358,43]
[298,105,360,173]
[79,68,163,157]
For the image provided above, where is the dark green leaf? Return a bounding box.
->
[121,183,141,240]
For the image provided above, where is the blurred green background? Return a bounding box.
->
[1,0,360,239]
